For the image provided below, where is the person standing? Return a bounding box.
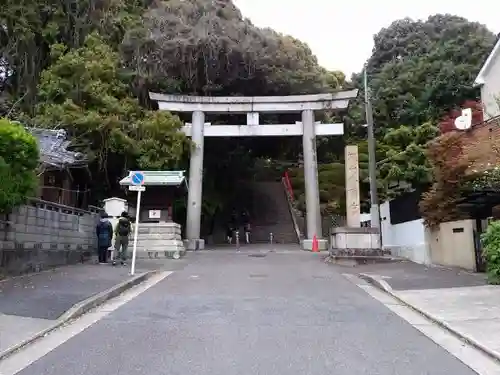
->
[225,221,233,244]
[228,209,239,244]
[241,210,251,244]
[113,211,132,266]
[95,211,113,264]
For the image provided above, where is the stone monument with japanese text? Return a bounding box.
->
[330,145,383,256]
[345,145,361,227]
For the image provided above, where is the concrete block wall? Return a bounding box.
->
[0,199,99,275]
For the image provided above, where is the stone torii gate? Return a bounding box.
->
[149,91,358,250]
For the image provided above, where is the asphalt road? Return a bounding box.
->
[15,251,476,375]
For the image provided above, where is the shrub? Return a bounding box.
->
[481,220,500,284]
[0,119,39,213]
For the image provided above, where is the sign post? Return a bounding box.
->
[129,171,145,276]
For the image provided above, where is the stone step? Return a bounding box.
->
[212,180,298,245]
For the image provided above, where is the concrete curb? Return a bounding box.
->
[358,273,500,364]
[0,271,156,361]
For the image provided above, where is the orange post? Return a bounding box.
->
[312,234,319,252]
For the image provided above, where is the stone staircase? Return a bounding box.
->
[248,181,298,244]
[210,180,298,245]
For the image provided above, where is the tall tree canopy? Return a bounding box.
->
[27,33,188,194]
[0,0,147,113]
[120,0,338,97]
[1,1,498,224]
[367,14,495,130]
[291,14,497,215]
[1,0,344,211]
[354,15,495,201]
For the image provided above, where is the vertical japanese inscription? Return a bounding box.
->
[345,145,360,227]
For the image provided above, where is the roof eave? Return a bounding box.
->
[474,39,500,88]
[473,77,485,87]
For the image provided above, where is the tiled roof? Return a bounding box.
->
[119,171,186,187]
[27,128,87,169]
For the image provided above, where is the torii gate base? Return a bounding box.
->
[150,91,358,251]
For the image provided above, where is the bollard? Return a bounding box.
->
[269,232,274,244]
[235,230,240,251]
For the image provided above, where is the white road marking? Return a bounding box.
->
[0,271,173,375]
[343,273,500,375]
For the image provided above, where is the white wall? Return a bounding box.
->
[480,49,500,119]
[379,201,430,264]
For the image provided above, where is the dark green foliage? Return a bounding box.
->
[1,1,497,218]
[0,118,39,212]
[481,221,500,284]
[367,15,495,128]
[28,33,188,197]
[1,0,342,210]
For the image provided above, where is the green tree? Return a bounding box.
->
[0,118,39,212]
[334,14,496,210]
[29,33,188,198]
[1,0,351,220]
[0,0,147,113]
[378,122,439,196]
[120,0,337,97]
[118,0,346,215]
[481,221,500,284]
[367,15,495,130]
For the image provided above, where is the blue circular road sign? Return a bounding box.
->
[131,172,145,185]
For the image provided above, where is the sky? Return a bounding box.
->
[233,0,500,77]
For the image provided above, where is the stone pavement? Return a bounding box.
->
[0,258,188,356]
[9,250,480,375]
[339,261,500,361]
[342,260,488,290]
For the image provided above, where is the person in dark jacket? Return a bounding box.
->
[96,211,113,264]
[113,211,132,266]
[226,222,234,244]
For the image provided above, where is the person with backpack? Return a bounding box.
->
[113,211,132,266]
[95,211,113,264]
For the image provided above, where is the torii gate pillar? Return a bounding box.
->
[301,109,322,245]
[185,110,205,249]
[150,91,358,250]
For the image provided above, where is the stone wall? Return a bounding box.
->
[136,222,186,259]
[451,117,500,173]
[0,199,99,275]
